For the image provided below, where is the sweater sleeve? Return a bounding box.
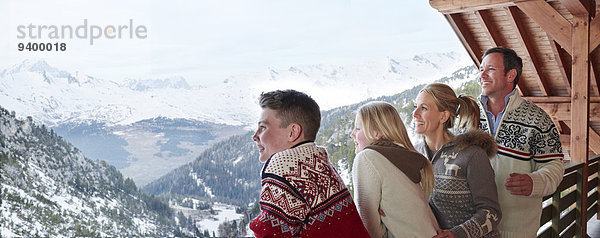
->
[529,123,565,197]
[250,163,309,237]
[450,148,502,238]
[352,150,386,238]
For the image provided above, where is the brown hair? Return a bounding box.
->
[259,89,321,140]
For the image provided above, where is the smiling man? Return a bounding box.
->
[249,89,368,238]
[478,47,564,237]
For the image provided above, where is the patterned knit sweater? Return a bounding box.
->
[479,93,564,238]
[415,130,501,238]
[250,142,369,238]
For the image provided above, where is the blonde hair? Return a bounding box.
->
[357,101,434,197]
[419,83,481,135]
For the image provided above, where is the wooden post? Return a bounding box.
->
[552,189,560,237]
[571,14,590,237]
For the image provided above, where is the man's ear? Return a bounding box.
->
[289,123,303,142]
[506,68,517,84]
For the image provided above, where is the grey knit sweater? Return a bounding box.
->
[415,130,501,238]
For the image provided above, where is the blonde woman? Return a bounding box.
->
[413,83,500,238]
[351,101,439,238]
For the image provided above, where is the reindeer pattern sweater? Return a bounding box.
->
[415,131,501,238]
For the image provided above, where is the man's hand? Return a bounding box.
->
[505,173,533,196]
[433,230,455,238]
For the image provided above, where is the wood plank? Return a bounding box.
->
[571,15,590,236]
[558,208,576,231]
[560,134,570,150]
[557,168,579,191]
[548,35,572,95]
[536,103,599,121]
[515,0,573,54]
[540,203,553,224]
[476,10,502,46]
[560,224,576,238]
[559,121,571,134]
[507,6,551,96]
[430,0,520,14]
[559,190,577,211]
[558,0,595,16]
[593,63,600,96]
[592,51,600,96]
[591,16,600,53]
[589,176,598,189]
[588,126,600,154]
[524,96,600,103]
[570,14,590,163]
[446,13,482,67]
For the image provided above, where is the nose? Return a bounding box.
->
[252,131,259,142]
[412,108,419,119]
[350,129,356,139]
[477,71,485,80]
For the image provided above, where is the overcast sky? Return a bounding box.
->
[1,0,465,85]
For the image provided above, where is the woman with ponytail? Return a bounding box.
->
[413,83,501,238]
[351,101,439,238]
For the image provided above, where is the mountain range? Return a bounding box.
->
[143,64,480,236]
[0,52,471,186]
[0,54,479,236]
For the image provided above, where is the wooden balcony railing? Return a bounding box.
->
[538,155,600,238]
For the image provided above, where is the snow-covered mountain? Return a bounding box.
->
[0,59,257,127]
[0,106,178,237]
[0,52,472,186]
[0,52,470,128]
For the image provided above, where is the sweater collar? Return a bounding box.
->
[364,141,426,184]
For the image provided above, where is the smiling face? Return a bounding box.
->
[350,114,371,154]
[479,52,515,99]
[412,91,447,138]
[252,108,294,162]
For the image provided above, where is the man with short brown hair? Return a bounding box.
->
[478,46,565,237]
[250,89,368,237]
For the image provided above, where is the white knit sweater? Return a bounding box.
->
[479,93,564,238]
[352,148,439,238]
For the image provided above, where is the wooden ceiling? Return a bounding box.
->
[429,0,599,160]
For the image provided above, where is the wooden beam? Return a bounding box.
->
[476,10,503,46]
[515,0,573,54]
[524,96,600,103]
[570,14,590,162]
[446,13,482,67]
[592,62,600,96]
[558,0,595,17]
[559,121,571,134]
[507,6,552,96]
[430,0,520,14]
[589,127,600,154]
[563,122,600,155]
[548,36,571,96]
[560,134,570,151]
[536,103,600,121]
[571,14,589,233]
[548,35,572,95]
[591,16,600,53]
